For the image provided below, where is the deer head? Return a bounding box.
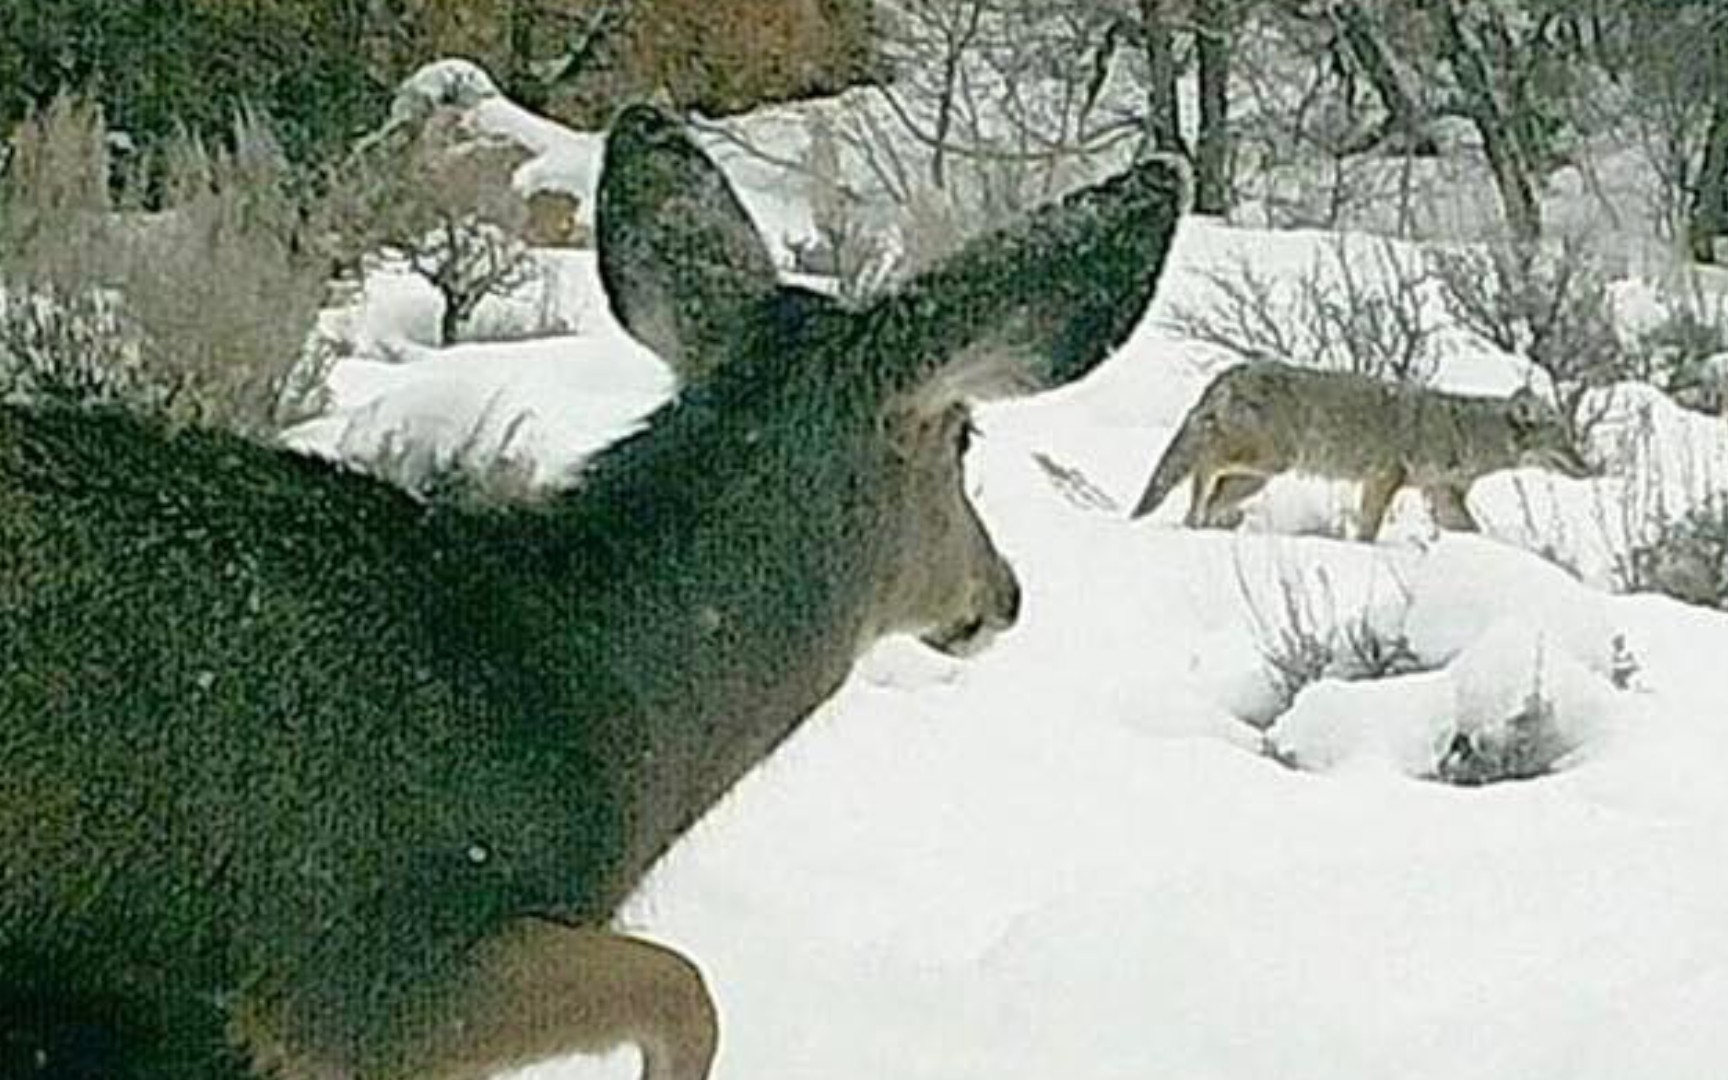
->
[594,105,1185,662]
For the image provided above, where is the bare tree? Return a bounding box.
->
[1688,30,1728,264]
[1134,0,1188,156]
[1322,0,1440,156]
[330,109,535,346]
[1417,0,1546,241]
[1192,0,1239,214]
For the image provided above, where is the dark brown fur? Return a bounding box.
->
[0,107,1185,1079]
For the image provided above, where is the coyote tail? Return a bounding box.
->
[1130,406,1207,519]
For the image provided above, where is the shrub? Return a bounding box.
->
[1629,287,1728,416]
[0,96,332,437]
[1425,238,1637,437]
[1166,233,1442,384]
[0,92,113,287]
[0,286,148,409]
[1235,552,1425,720]
[1434,682,1565,786]
[336,395,541,508]
[326,108,536,346]
[1622,498,1728,609]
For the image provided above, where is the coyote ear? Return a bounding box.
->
[596,105,779,381]
[866,154,1187,404]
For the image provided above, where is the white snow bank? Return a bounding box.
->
[287,313,670,488]
[1269,671,1453,775]
[391,58,603,208]
[1405,534,1619,673]
[393,58,502,114]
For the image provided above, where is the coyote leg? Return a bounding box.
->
[1356,468,1405,542]
[1423,485,1479,532]
[1183,467,1218,527]
[414,920,719,1080]
[1200,473,1269,529]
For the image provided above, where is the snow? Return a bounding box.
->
[279,73,1728,1080]
[1403,535,1620,672]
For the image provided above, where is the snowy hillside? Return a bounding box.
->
[285,72,1728,1080]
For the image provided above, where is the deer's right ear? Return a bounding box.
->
[865,153,1188,405]
[597,105,779,382]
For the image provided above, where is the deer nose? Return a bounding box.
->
[919,568,1020,657]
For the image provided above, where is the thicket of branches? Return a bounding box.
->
[795,0,1728,272]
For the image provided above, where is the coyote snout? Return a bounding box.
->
[1131,361,1598,540]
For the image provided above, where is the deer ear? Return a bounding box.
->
[596,105,779,382]
[866,154,1188,403]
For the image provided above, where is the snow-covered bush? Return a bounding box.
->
[1434,619,1621,785]
[1266,551,1633,785]
[1270,625,1618,785]
[1590,385,1728,598]
[1623,499,1728,609]
[1237,552,1426,719]
[1629,292,1728,416]
[330,393,542,507]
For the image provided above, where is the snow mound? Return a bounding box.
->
[390,58,602,207]
[393,58,502,115]
[1441,616,1627,781]
[1405,534,1618,673]
[1269,671,1453,775]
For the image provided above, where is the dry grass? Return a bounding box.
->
[1,95,332,437]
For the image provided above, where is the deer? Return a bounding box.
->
[0,104,1185,1080]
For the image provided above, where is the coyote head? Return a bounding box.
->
[1506,387,1596,480]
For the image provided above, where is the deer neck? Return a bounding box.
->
[499,428,880,910]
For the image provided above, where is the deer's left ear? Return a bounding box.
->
[597,105,779,382]
[864,153,1188,404]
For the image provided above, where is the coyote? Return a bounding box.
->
[1130,361,1595,540]
[0,105,1183,1080]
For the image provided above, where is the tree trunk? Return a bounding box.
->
[1425,0,1542,241]
[1689,34,1728,264]
[505,0,535,90]
[1329,0,1436,156]
[1690,100,1728,264]
[1135,0,1187,156]
[1193,0,1234,215]
[929,1,985,192]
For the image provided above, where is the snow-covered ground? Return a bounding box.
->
[289,68,1728,1080]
